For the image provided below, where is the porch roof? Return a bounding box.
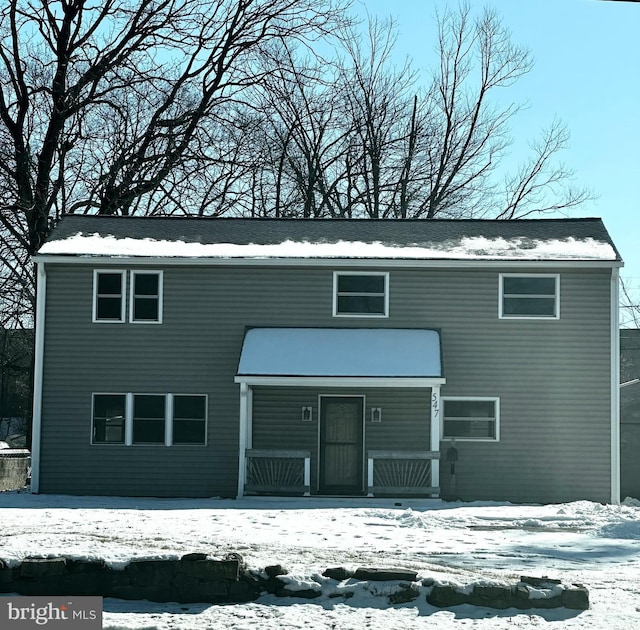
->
[234,328,444,387]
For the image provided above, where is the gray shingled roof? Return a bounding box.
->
[39,214,621,261]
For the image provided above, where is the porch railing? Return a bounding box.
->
[245,449,311,496]
[367,450,440,497]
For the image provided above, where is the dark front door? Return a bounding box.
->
[319,397,364,495]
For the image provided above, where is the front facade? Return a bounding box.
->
[31,216,622,503]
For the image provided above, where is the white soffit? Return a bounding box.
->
[236,328,442,379]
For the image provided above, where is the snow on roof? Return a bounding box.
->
[37,216,621,262]
[236,328,442,378]
[38,232,618,261]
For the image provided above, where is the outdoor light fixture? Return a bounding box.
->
[302,406,313,422]
[371,407,382,423]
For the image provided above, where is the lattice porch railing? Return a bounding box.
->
[245,449,311,496]
[367,450,440,497]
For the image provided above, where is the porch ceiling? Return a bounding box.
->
[234,328,444,387]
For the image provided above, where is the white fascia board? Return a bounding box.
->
[32,254,623,270]
[234,376,446,388]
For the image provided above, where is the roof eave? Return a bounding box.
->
[32,254,623,268]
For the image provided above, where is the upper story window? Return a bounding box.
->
[130,271,163,323]
[499,274,559,319]
[333,272,389,317]
[442,397,499,442]
[93,270,126,323]
[93,269,163,324]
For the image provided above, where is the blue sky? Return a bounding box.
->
[357,0,639,291]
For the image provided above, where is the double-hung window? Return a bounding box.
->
[130,271,163,323]
[500,274,559,319]
[333,272,389,317]
[93,271,126,322]
[442,398,499,442]
[92,394,126,443]
[173,395,207,444]
[133,394,166,444]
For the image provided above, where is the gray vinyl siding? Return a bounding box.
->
[40,263,613,502]
[251,387,431,493]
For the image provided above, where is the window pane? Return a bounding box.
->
[134,395,165,418]
[96,297,122,320]
[444,400,495,418]
[135,273,159,296]
[97,273,122,295]
[133,297,158,321]
[174,396,206,419]
[93,394,125,444]
[503,277,555,296]
[337,275,385,293]
[444,420,495,439]
[503,297,556,317]
[337,295,385,315]
[173,420,206,444]
[133,419,165,443]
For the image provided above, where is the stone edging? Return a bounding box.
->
[0,556,589,611]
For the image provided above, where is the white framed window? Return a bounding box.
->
[91,393,126,444]
[172,395,207,445]
[91,392,206,446]
[130,271,163,323]
[499,274,559,319]
[333,272,389,317]
[132,394,166,444]
[441,397,500,442]
[93,270,126,323]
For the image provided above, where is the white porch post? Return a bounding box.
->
[367,457,375,497]
[237,382,251,499]
[430,386,441,492]
[247,386,253,450]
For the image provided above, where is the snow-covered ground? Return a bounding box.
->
[1,493,640,629]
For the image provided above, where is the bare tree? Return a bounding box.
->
[418,4,591,219]
[252,42,351,218]
[247,5,591,222]
[0,0,351,316]
[621,276,640,329]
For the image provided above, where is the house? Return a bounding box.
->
[620,329,640,499]
[31,215,622,503]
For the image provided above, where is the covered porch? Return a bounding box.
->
[234,328,446,499]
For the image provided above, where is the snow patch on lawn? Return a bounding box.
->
[1,493,639,629]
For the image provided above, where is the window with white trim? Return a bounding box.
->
[130,271,163,323]
[442,398,499,441]
[133,394,166,444]
[92,394,126,444]
[93,270,126,322]
[500,274,559,319]
[333,272,389,317]
[173,395,207,444]
[91,392,207,446]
